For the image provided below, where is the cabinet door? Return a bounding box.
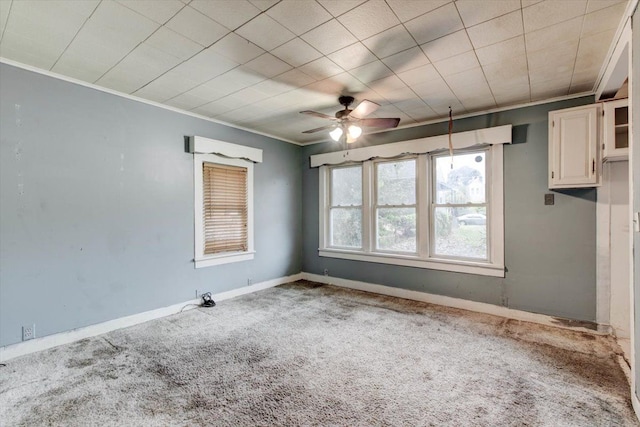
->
[549,105,600,188]
[603,99,629,161]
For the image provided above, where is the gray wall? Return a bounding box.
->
[0,64,302,347]
[633,8,640,400]
[301,96,597,322]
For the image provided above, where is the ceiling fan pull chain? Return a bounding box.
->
[448,107,454,169]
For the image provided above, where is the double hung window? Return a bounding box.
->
[315,125,508,278]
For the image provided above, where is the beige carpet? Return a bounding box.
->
[0,281,637,426]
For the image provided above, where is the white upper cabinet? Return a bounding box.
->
[549,104,600,189]
[602,98,629,161]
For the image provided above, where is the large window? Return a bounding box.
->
[191,136,261,268]
[319,146,505,277]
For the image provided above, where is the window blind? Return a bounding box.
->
[202,162,248,255]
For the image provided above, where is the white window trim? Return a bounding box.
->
[190,136,262,268]
[315,126,508,278]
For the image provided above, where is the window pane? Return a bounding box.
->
[434,207,487,259]
[435,152,486,204]
[377,207,416,252]
[331,166,362,206]
[377,160,416,205]
[331,208,362,248]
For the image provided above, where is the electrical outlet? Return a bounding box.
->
[324,269,329,276]
[247,278,253,286]
[22,324,35,341]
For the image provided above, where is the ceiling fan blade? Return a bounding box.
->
[302,124,337,134]
[300,110,337,120]
[348,100,380,119]
[358,117,401,129]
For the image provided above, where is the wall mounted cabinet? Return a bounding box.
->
[548,104,601,189]
[602,98,629,161]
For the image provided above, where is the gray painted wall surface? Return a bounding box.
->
[0,64,302,347]
[301,96,597,322]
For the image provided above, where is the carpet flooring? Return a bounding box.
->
[0,280,637,426]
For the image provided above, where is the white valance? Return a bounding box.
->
[310,124,512,167]
[189,136,263,163]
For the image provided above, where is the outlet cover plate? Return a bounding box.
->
[22,324,35,341]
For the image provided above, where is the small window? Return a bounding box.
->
[194,153,255,268]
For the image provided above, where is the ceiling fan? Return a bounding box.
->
[300,96,400,143]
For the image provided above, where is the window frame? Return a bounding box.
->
[190,136,261,269]
[318,145,505,277]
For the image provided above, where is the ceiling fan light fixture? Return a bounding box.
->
[348,125,362,139]
[329,127,343,141]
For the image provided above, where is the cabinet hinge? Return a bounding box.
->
[602,110,605,116]
[552,121,555,127]
[551,171,554,179]
[602,143,605,150]
[592,159,595,174]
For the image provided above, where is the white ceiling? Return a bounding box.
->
[0,0,629,144]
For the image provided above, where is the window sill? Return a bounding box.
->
[195,251,255,268]
[318,249,504,277]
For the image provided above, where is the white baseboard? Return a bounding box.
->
[302,272,606,335]
[0,273,302,362]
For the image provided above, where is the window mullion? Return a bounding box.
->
[362,161,373,253]
[418,154,429,258]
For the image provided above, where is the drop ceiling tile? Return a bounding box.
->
[420,30,472,63]
[569,81,596,93]
[327,42,377,70]
[277,68,315,88]
[251,78,295,97]
[193,96,246,117]
[317,0,367,17]
[493,88,530,105]
[386,0,449,23]
[483,54,528,86]
[244,53,292,78]
[304,77,345,97]
[173,48,239,84]
[474,35,525,66]
[521,0,544,7]
[455,0,520,27]
[190,0,261,30]
[527,40,578,73]
[380,47,431,73]
[236,13,295,51]
[134,71,198,101]
[190,68,266,99]
[337,0,399,40]
[525,16,582,55]
[0,32,63,70]
[349,61,394,84]
[267,0,332,35]
[96,44,182,93]
[300,19,357,55]
[248,0,280,11]
[182,82,229,102]
[574,28,616,70]
[165,6,228,46]
[570,66,601,87]
[404,106,438,122]
[467,10,523,49]
[446,67,490,92]
[397,64,440,86]
[530,76,571,100]
[271,38,322,67]
[393,96,429,113]
[523,0,587,33]
[209,32,264,64]
[145,27,202,61]
[405,3,463,45]
[367,75,407,95]
[586,0,626,14]
[233,86,270,104]
[117,0,184,24]
[375,85,416,103]
[0,0,12,37]
[362,25,416,59]
[165,92,210,110]
[433,51,479,76]
[581,2,627,38]
[298,56,344,80]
